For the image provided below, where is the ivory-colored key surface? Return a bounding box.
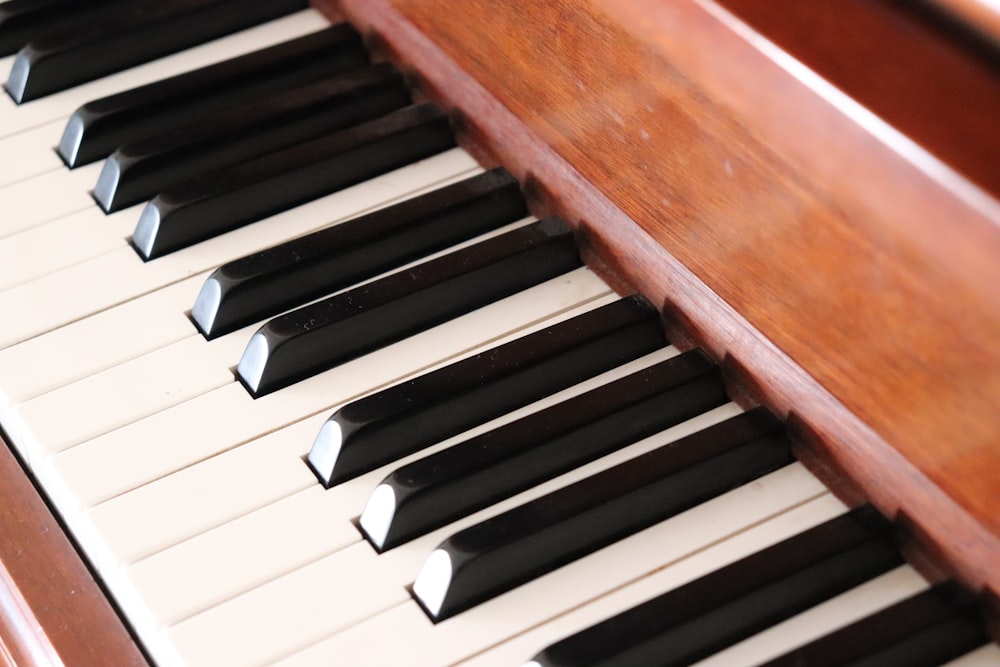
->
[0,119,65,186]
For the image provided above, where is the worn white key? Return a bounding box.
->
[113,394,733,635]
[692,566,929,667]
[0,163,100,237]
[42,269,610,510]
[0,119,64,186]
[0,275,202,412]
[0,148,480,350]
[85,295,624,567]
[0,11,332,138]
[265,466,831,667]
[0,204,137,291]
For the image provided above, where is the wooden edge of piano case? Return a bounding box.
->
[0,437,148,666]
[320,0,1000,605]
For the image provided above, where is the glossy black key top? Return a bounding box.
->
[5,0,308,103]
[94,63,411,212]
[361,350,727,553]
[132,103,456,260]
[761,582,988,667]
[308,294,666,487]
[193,168,527,339]
[0,0,125,57]
[57,24,368,168]
[408,408,790,619]
[236,217,582,397]
[525,506,903,666]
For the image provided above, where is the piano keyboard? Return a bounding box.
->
[0,4,996,666]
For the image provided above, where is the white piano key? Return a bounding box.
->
[0,204,137,291]
[0,10,333,138]
[0,274,202,411]
[0,148,480,350]
[7,333,240,457]
[269,466,834,667]
[89,416,325,567]
[114,398,737,635]
[0,119,64,186]
[85,295,624,568]
[690,565,929,667]
[42,268,610,511]
[0,162,100,237]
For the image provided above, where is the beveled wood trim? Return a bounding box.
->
[317,0,1000,598]
[0,438,147,667]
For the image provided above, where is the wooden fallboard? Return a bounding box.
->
[323,0,1000,600]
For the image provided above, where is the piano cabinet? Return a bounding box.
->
[1,0,998,664]
[323,0,1000,596]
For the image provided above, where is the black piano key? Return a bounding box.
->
[235,217,582,397]
[58,24,369,168]
[192,168,527,339]
[760,582,988,667]
[308,294,666,487]
[526,506,903,667]
[131,103,456,260]
[0,0,126,57]
[5,0,309,104]
[93,63,411,212]
[409,408,790,620]
[361,350,727,553]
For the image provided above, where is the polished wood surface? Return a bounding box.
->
[0,437,147,666]
[323,0,1000,599]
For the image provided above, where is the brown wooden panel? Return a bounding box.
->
[0,438,147,667]
[322,0,1000,597]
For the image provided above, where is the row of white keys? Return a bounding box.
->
[0,119,66,187]
[94,298,661,625]
[9,209,549,465]
[30,266,609,511]
[0,194,138,290]
[54,271,607,664]
[0,161,103,237]
[0,10,333,140]
[98,345,695,622]
[237,464,830,667]
[9,205,551,461]
[151,403,755,667]
[0,147,479,352]
[82,295,626,567]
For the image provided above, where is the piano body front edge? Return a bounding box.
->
[0,0,997,663]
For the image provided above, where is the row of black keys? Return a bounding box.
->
[311,290,988,664]
[3,4,992,663]
[1,5,589,397]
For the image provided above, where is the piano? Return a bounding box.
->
[0,0,997,664]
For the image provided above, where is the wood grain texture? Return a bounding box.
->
[320,0,1000,598]
[0,438,147,667]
